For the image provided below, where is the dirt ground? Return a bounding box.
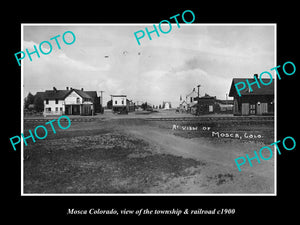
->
[23,113,275,194]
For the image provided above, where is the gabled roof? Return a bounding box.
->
[84,91,98,99]
[41,90,71,100]
[186,89,197,98]
[35,88,96,101]
[229,78,274,97]
[71,89,92,99]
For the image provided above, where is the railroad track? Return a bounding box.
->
[24,116,274,123]
[144,116,274,122]
[24,118,100,122]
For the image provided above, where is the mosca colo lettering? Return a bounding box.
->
[14,31,76,66]
[10,115,71,151]
[134,10,195,45]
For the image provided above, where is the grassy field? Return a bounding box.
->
[23,113,275,194]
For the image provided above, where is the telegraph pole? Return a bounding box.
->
[99,91,104,114]
[197,85,201,116]
[226,93,228,105]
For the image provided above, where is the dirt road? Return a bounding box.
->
[115,120,275,194]
[23,117,275,194]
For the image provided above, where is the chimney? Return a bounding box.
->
[81,88,84,91]
[66,87,69,90]
[53,87,57,92]
[254,74,258,79]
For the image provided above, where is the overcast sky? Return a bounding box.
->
[23,24,275,106]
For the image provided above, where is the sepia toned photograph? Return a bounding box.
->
[21,24,276,195]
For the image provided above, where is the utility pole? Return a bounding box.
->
[197,85,201,116]
[197,85,201,100]
[99,91,104,114]
[226,93,228,105]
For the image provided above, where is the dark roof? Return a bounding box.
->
[194,94,216,101]
[216,99,234,104]
[72,89,92,99]
[111,95,127,97]
[35,91,45,99]
[35,88,97,100]
[84,91,98,99]
[229,78,274,97]
[200,93,216,99]
[41,90,71,100]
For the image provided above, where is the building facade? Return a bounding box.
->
[162,101,172,110]
[186,89,198,111]
[111,95,128,113]
[36,87,99,117]
[192,94,233,115]
[229,77,274,116]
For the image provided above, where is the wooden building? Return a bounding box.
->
[36,87,100,117]
[162,101,172,110]
[229,77,274,116]
[192,94,233,115]
[110,95,135,113]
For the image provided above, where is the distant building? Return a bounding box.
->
[111,95,127,113]
[36,87,100,117]
[111,95,135,113]
[178,100,188,112]
[186,89,198,112]
[229,75,274,116]
[192,94,216,115]
[215,99,234,113]
[127,99,135,112]
[192,93,233,115]
[162,101,172,110]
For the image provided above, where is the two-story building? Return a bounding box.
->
[186,89,198,112]
[36,87,100,117]
[111,95,128,113]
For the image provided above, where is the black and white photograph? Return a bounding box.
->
[21,24,276,195]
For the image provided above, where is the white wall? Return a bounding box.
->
[186,91,198,105]
[65,91,82,105]
[43,99,64,116]
[164,102,170,109]
[112,96,127,107]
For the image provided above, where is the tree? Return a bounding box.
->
[141,102,148,110]
[107,100,112,109]
[33,95,44,112]
[24,92,34,110]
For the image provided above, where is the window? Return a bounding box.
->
[190,97,193,103]
[250,104,256,114]
[46,107,51,112]
[46,99,49,104]
[60,107,63,111]
[76,97,80,104]
[55,99,59,104]
[122,100,124,105]
[115,100,117,105]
